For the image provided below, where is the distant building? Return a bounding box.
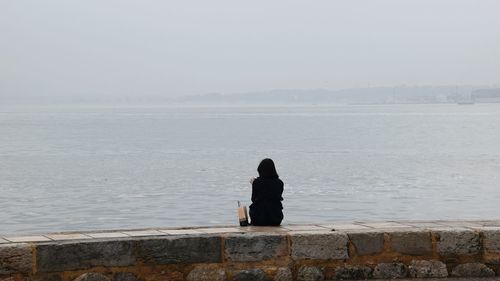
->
[472,89,500,103]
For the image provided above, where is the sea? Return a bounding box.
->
[1,103,499,235]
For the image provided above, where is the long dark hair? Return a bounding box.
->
[257,158,279,179]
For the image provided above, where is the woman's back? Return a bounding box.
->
[249,176,284,226]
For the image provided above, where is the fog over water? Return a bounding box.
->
[1,0,500,100]
[1,1,500,235]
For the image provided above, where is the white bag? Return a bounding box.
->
[237,201,249,226]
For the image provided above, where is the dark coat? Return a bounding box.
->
[249,177,284,226]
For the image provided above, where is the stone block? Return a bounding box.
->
[435,230,480,256]
[138,235,221,264]
[4,236,51,243]
[483,229,500,255]
[187,267,226,281]
[451,263,495,277]
[73,273,111,281]
[334,265,372,280]
[408,260,448,278]
[348,232,384,256]
[373,263,408,279]
[389,231,432,255]
[358,222,409,229]
[297,266,324,281]
[36,240,136,272]
[43,275,62,281]
[284,225,327,231]
[113,273,138,281]
[233,269,267,281]
[437,220,484,228]
[321,223,371,231]
[0,244,33,274]
[274,267,292,281]
[291,232,348,260]
[148,271,183,281]
[224,233,287,262]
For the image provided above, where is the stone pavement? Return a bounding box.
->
[2,219,500,243]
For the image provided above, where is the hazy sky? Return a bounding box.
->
[1,0,499,98]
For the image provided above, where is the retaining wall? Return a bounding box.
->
[1,220,500,281]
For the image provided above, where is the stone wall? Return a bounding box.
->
[1,220,500,281]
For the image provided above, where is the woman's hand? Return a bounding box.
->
[249,177,256,184]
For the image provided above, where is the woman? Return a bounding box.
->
[249,158,284,226]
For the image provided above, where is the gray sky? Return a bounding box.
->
[1,0,499,98]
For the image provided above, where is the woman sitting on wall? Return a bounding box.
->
[249,158,284,226]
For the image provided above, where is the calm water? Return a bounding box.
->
[1,104,500,235]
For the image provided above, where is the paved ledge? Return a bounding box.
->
[2,219,500,243]
[1,220,500,281]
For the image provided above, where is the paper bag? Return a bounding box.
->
[237,201,249,226]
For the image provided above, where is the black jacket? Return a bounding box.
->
[249,177,284,226]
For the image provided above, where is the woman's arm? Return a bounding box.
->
[251,179,259,203]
